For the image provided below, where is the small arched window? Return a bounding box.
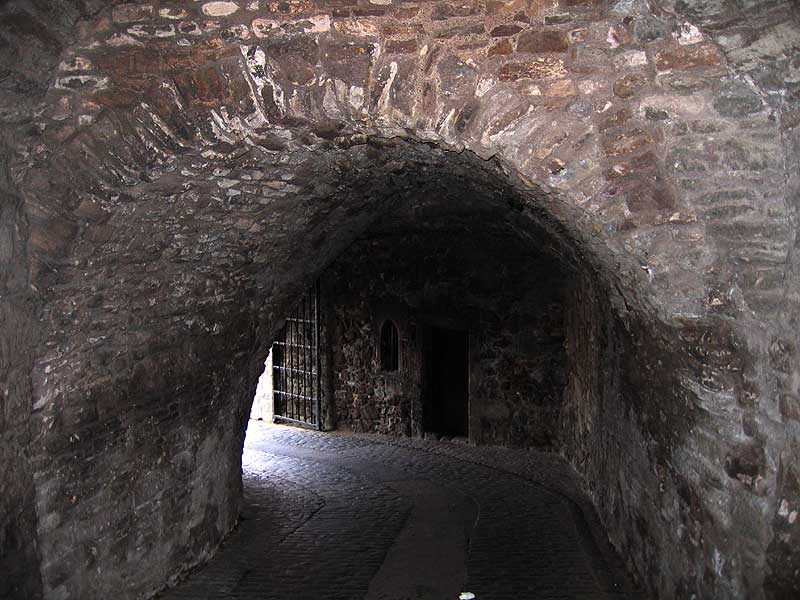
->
[380,320,399,372]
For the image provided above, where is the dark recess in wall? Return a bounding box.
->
[424,325,470,438]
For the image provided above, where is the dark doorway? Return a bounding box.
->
[424,326,469,437]
[380,320,400,371]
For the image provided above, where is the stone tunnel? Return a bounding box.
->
[0,0,799,598]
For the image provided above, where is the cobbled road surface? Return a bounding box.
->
[157,421,643,600]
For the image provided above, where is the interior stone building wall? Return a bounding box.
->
[0,135,41,600]
[0,0,798,598]
[327,294,422,437]
[323,231,566,447]
[561,270,695,597]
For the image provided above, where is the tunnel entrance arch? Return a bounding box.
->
[16,117,775,600]
[18,116,772,600]
[2,1,796,598]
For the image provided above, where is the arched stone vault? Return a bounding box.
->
[0,0,798,598]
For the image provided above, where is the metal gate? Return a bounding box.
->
[272,282,321,429]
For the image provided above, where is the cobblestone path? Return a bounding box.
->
[157,422,643,600]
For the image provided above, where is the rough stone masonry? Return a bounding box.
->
[0,0,798,599]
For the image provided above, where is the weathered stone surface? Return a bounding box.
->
[490,24,523,37]
[767,458,800,598]
[488,38,514,56]
[516,29,569,53]
[656,70,717,93]
[601,126,655,156]
[499,57,567,81]
[632,15,667,42]
[202,2,240,17]
[613,72,650,98]
[0,1,798,599]
[435,53,478,99]
[434,22,485,40]
[655,42,721,71]
[111,3,154,23]
[0,193,41,600]
[379,22,421,37]
[544,78,577,98]
[714,79,763,117]
[430,2,483,20]
[384,39,418,55]
[545,13,573,25]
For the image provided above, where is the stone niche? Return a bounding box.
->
[322,207,568,449]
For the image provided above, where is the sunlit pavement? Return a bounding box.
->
[157,421,642,600]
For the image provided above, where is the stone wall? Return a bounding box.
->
[0,0,798,598]
[561,267,790,598]
[562,271,670,595]
[0,136,42,600]
[324,228,567,448]
[328,299,421,437]
[22,140,545,599]
[0,3,93,596]
[765,107,800,597]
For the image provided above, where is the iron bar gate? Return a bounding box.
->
[272,282,321,429]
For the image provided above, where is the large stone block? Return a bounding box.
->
[112,4,154,23]
[713,80,763,117]
[516,29,569,53]
[655,43,721,72]
[498,57,567,81]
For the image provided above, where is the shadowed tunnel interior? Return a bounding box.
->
[322,177,581,445]
[1,0,799,599]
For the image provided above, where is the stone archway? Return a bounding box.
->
[1,0,799,598]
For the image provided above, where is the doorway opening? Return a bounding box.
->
[424,326,469,438]
[250,283,321,429]
[271,282,321,429]
[250,348,274,423]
